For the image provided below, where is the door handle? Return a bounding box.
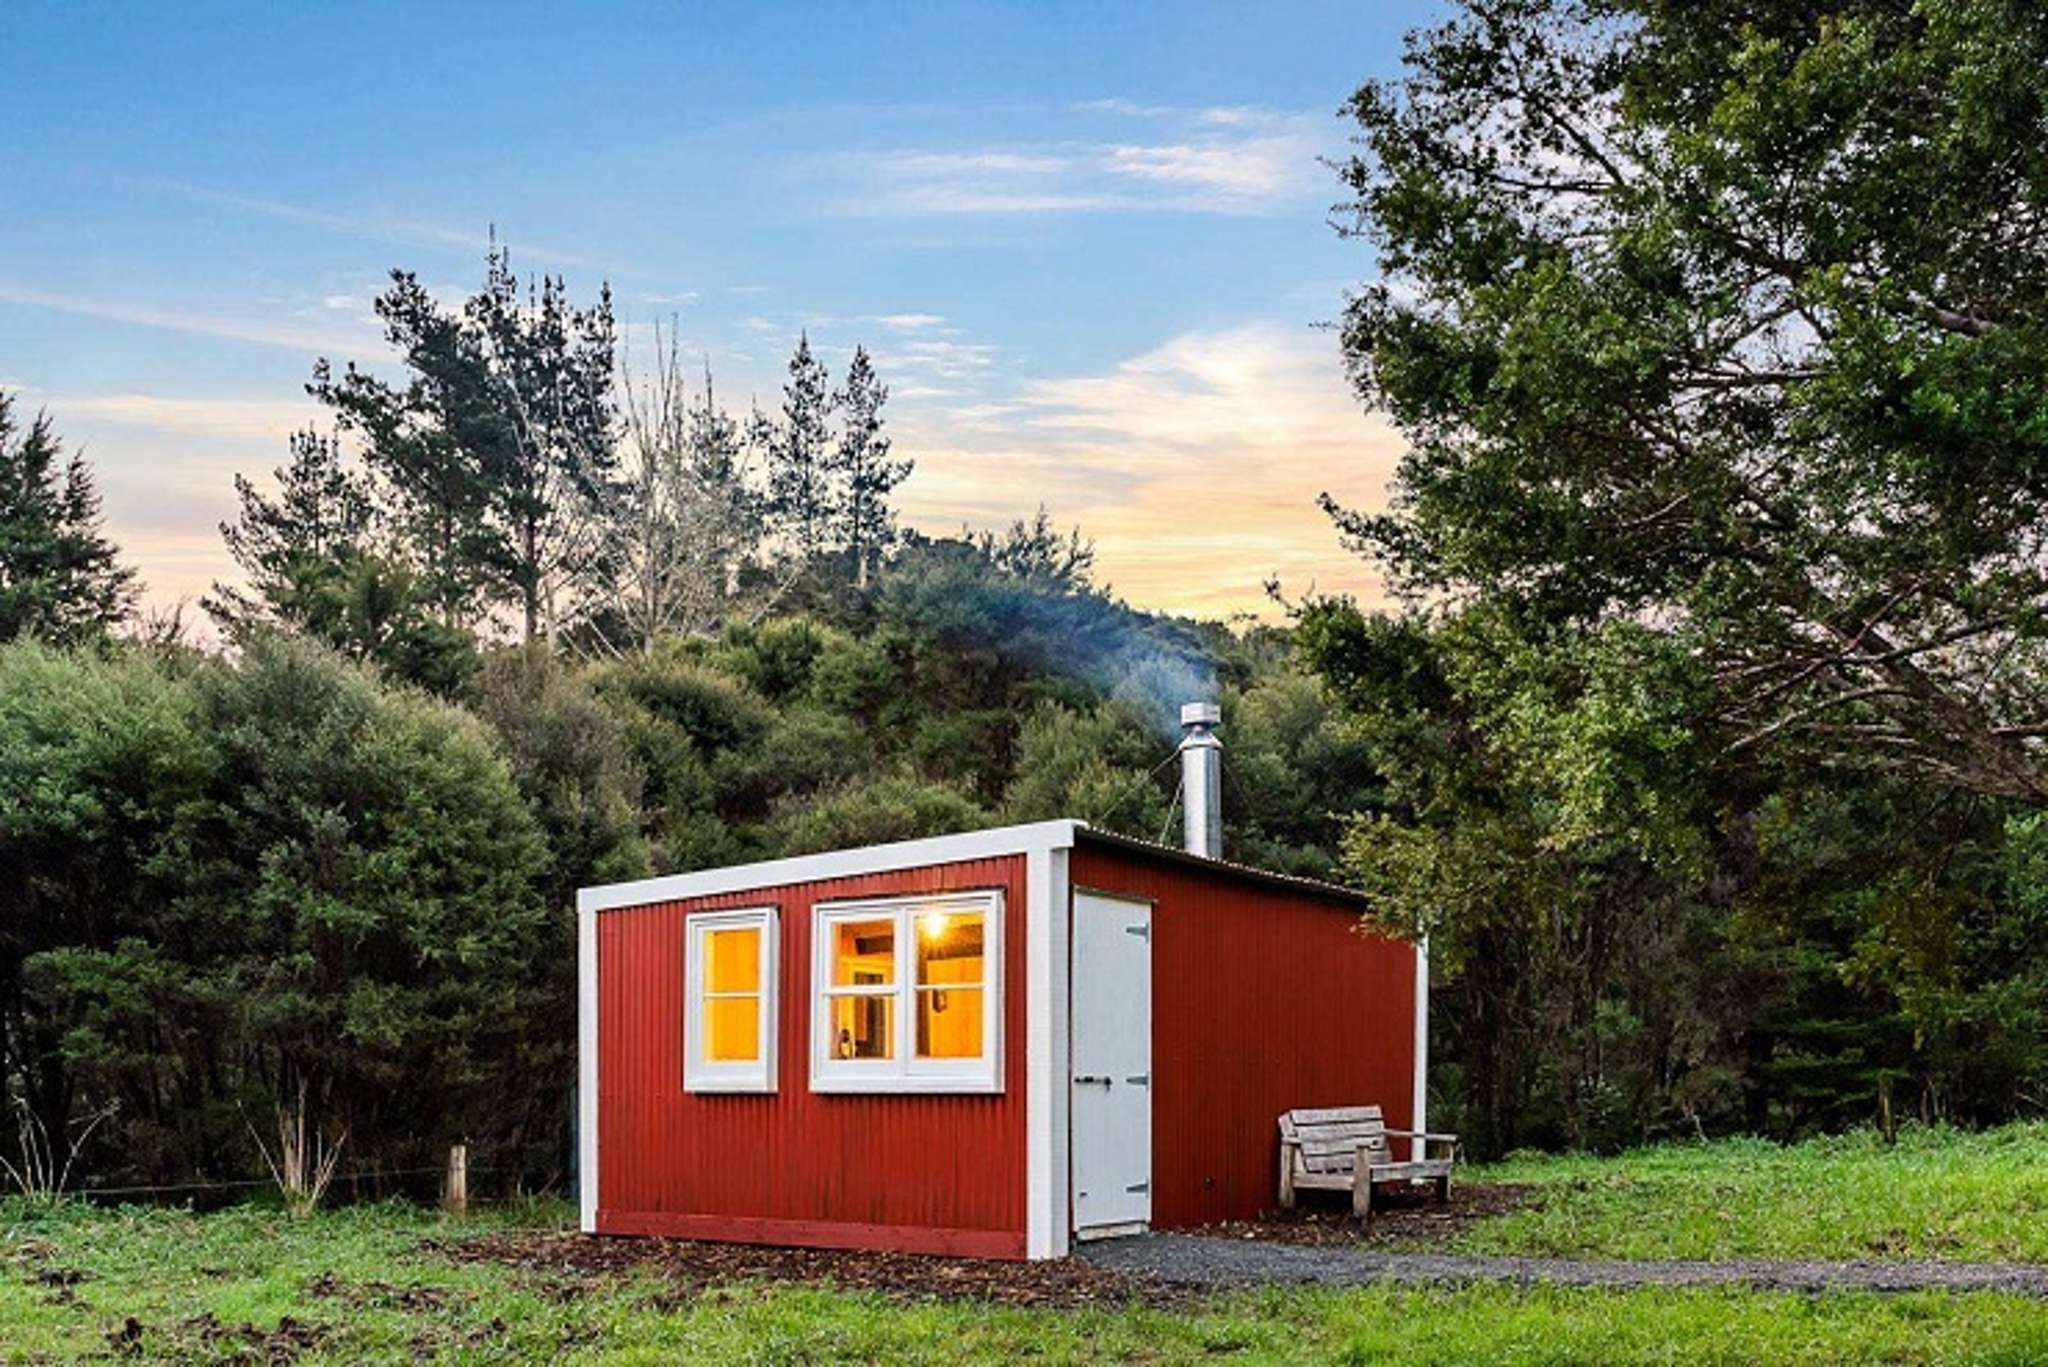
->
[1073,1074,1113,1086]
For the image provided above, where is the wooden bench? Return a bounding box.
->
[1277,1105,1460,1219]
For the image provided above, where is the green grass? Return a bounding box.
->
[1452,1122,2048,1263]
[3,1196,2047,1363]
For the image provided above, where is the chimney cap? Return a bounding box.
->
[1181,701,1222,728]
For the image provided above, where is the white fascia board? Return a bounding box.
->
[578,904,599,1232]
[1411,934,1430,1163]
[576,820,1084,913]
[1025,842,1072,1260]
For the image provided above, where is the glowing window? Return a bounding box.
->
[684,907,777,1092]
[811,891,1002,1093]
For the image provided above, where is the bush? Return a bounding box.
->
[773,774,988,855]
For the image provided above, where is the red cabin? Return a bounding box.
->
[577,813,1428,1261]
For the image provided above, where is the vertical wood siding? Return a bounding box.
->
[596,855,1029,1258]
[1069,845,1417,1230]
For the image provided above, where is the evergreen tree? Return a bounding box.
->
[209,428,475,694]
[311,244,618,641]
[0,392,136,644]
[470,249,620,640]
[765,333,837,565]
[829,345,909,589]
[208,428,376,623]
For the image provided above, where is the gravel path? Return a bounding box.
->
[1079,1233,2048,1297]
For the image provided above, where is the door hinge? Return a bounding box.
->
[1073,1074,1112,1086]
[1125,1074,1149,1086]
[1125,1182,1150,1194]
[1125,923,1149,940]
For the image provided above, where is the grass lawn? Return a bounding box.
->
[1450,1123,2048,1263]
[1,1196,2046,1364]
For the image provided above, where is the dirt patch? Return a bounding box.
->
[1199,1182,1538,1250]
[433,1229,1190,1310]
[105,1311,324,1363]
[302,1269,454,1312]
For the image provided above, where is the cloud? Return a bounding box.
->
[891,323,1401,616]
[47,393,320,443]
[882,339,997,379]
[877,313,946,331]
[1103,137,1305,199]
[0,283,380,356]
[130,178,607,272]
[644,290,700,305]
[821,106,1330,219]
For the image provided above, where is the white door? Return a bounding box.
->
[1071,890,1152,1238]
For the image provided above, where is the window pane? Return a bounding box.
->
[705,994,760,1062]
[827,993,894,1059]
[916,987,984,1059]
[705,927,761,994]
[832,918,895,986]
[915,909,984,986]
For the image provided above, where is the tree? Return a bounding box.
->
[0,636,553,1186]
[0,393,136,644]
[1330,0,2048,802]
[830,346,909,589]
[765,333,837,566]
[208,429,475,694]
[311,244,618,641]
[589,330,772,654]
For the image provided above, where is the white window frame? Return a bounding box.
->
[684,906,779,1093]
[810,889,1004,1094]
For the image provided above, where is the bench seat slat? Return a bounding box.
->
[1285,1106,1383,1125]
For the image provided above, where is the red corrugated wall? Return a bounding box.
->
[596,855,1029,1258]
[1070,844,1417,1229]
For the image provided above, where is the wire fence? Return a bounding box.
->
[43,1161,512,1202]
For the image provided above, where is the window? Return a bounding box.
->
[811,890,1002,1093]
[685,907,778,1092]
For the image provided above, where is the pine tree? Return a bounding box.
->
[469,248,620,641]
[765,332,837,565]
[830,346,910,589]
[0,391,137,644]
[209,428,474,694]
[208,427,377,629]
[310,243,618,642]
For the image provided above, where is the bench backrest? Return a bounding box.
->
[1279,1105,1390,1175]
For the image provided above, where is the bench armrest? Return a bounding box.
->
[1380,1128,1460,1159]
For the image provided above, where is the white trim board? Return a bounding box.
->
[1411,934,1430,1163]
[1025,844,1071,1260]
[578,905,599,1233]
[577,821,1084,913]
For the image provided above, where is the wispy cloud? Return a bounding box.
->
[0,283,379,356]
[129,178,608,272]
[877,313,947,331]
[1102,137,1305,199]
[48,393,320,443]
[882,338,996,379]
[822,106,1330,218]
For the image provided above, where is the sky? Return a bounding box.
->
[1,1,1442,622]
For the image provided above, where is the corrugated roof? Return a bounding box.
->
[1073,825,1371,908]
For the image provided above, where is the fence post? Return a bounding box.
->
[444,1143,468,1217]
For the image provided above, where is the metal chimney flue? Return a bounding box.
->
[1179,702,1223,860]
